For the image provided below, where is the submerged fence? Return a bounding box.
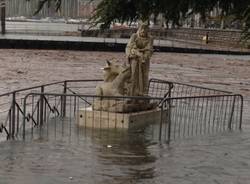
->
[0,80,102,140]
[0,78,243,143]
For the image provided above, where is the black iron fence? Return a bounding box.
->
[160,94,243,141]
[148,78,231,98]
[0,78,243,143]
[0,79,102,140]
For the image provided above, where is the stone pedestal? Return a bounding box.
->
[77,107,167,129]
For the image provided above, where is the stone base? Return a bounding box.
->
[92,99,157,113]
[77,107,167,129]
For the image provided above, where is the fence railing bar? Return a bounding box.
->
[150,78,232,94]
[8,108,12,139]
[0,123,10,139]
[182,99,189,138]
[158,105,164,141]
[239,95,243,130]
[191,91,197,136]
[65,87,92,105]
[198,91,205,135]
[40,86,45,126]
[228,95,236,130]
[211,97,217,133]
[234,98,239,130]
[0,78,242,142]
[0,81,64,98]
[222,96,229,131]
[167,100,172,143]
[217,97,223,132]
[54,96,57,138]
[43,96,56,113]
[16,105,19,137]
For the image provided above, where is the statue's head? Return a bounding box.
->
[137,22,149,38]
[102,60,123,82]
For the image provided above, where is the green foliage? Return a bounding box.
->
[90,0,189,28]
[90,0,250,29]
[242,6,250,43]
[89,0,138,29]
[26,0,250,42]
[89,0,157,29]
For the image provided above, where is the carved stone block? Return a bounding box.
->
[77,107,167,129]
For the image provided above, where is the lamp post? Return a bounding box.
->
[0,0,5,35]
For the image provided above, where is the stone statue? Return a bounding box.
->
[93,59,156,112]
[96,59,130,97]
[93,24,156,112]
[125,23,154,96]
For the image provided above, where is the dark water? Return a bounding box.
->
[1,118,250,184]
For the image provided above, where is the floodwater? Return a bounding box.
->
[0,51,249,183]
[0,118,250,184]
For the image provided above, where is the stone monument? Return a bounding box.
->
[77,23,164,129]
[125,22,154,96]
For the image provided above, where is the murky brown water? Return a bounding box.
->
[0,51,249,183]
[0,118,250,184]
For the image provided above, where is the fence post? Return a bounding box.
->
[40,86,44,126]
[167,99,172,144]
[239,95,243,130]
[8,108,11,140]
[168,83,173,98]
[159,105,163,141]
[23,95,27,139]
[10,92,16,139]
[228,96,236,130]
[61,81,67,117]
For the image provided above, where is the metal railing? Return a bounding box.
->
[21,93,164,139]
[0,78,244,143]
[0,79,102,140]
[148,78,231,98]
[160,94,243,142]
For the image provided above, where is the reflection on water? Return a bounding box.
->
[1,119,250,184]
[0,119,160,184]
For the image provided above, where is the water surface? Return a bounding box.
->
[0,120,250,184]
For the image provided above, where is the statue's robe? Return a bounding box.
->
[125,32,153,96]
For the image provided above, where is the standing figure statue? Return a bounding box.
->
[125,23,154,96]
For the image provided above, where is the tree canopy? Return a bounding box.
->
[27,0,250,27]
[91,0,250,28]
[27,0,250,40]
[242,6,250,42]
